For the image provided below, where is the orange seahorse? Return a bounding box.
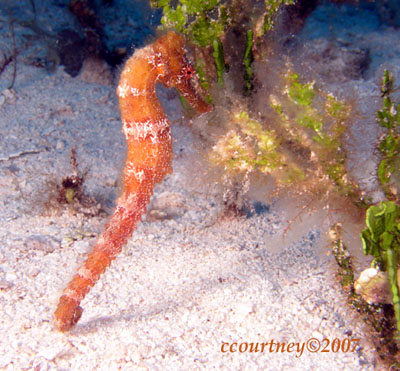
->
[54,31,211,332]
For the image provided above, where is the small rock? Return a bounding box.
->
[78,57,113,86]
[354,267,392,304]
[24,235,60,254]
[2,88,16,103]
[55,140,65,152]
[148,209,168,220]
[148,191,186,221]
[0,279,14,290]
[74,240,90,254]
[5,272,17,282]
[27,266,40,278]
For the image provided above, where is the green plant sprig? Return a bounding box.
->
[376,70,400,199]
[270,71,359,199]
[361,201,400,331]
[262,0,294,33]
[212,38,226,85]
[150,0,226,47]
[329,223,355,290]
[243,29,254,94]
[209,110,305,183]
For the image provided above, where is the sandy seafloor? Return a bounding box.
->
[1,1,400,370]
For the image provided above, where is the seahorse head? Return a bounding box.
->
[153,31,212,114]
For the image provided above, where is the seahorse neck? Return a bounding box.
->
[118,55,167,124]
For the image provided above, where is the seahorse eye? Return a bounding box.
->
[183,65,194,79]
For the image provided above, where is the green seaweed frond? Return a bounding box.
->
[329,223,355,290]
[243,30,254,94]
[188,16,225,47]
[209,110,305,183]
[376,70,400,198]
[262,0,295,34]
[361,201,400,331]
[180,0,220,15]
[160,5,187,32]
[286,72,315,106]
[269,69,358,198]
[151,0,224,47]
[194,56,210,92]
[212,38,226,85]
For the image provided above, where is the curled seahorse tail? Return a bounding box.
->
[54,296,83,332]
[54,189,154,331]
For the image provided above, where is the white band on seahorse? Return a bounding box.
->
[122,118,170,142]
